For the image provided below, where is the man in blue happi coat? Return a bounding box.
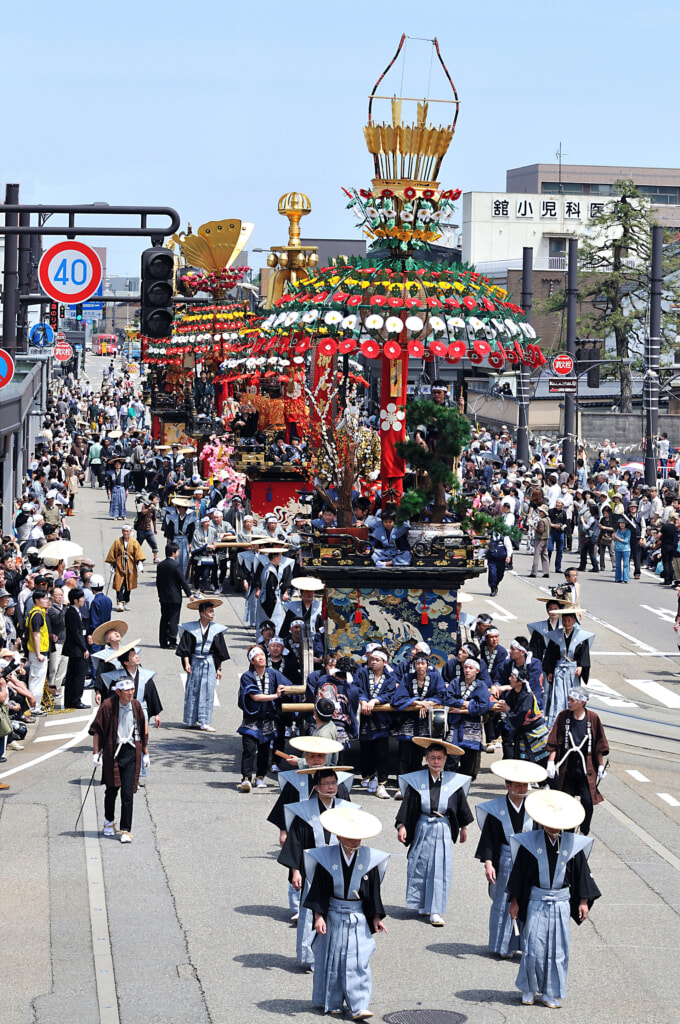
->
[369,506,411,566]
[396,737,473,928]
[507,789,601,1009]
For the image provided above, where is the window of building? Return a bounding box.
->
[590,183,617,195]
[637,185,679,205]
[542,181,584,195]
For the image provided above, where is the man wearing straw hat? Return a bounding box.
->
[395,737,473,928]
[162,496,196,578]
[507,789,601,1009]
[176,598,230,734]
[266,735,353,922]
[304,805,389,1021]
[279,765,354,968]
[106,457,129,520]
[255,548,294,633]
[89,674,149,844]
[105,524,146,613]
[281,575,324,637]
[542,607,595,731]
[475,759,547,958]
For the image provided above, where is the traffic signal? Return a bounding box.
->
[141,247,174,338]
[75,304,83,321]
[576,341,600,389]
[59,304,65,319]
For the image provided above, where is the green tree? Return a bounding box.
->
[542,180,680,413]
[395,400,470,522]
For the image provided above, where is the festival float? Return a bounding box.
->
[233,37,549,664]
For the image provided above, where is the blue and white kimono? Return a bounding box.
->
[108,469,128,519]
[444,674,492,753]
[236,550,264,628]
[354,666,396,740]
[396,770,472,917]
[304,844,389,1017]
[369,521,412,566]
[164,508,196,577]
[176,620,230,727]
[236,666,289,742]
[280,797,352,966]
[475,796,533,955]
[543,626,595,730]
[527,618,562,663]
[392,669,447,741]
[508,830,598,1001]
[256,556,295,632]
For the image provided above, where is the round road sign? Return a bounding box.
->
[0,347,15,389]
[56,331,67,343]
[54,341,74,362]
[38,241,103,304]
[29,323,55,348]
[552,354,574,376]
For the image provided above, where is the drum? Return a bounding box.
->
[427,707,449,739]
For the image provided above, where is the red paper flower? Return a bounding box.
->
[482,296,496,312]
[468,348,483,365]
[404,187,416,199]
[384,339,402,360]
[441,188,462,201]
[429,339,448,357]
[370,295,388,306]
[446,341,467,363]
[333,290,350,303]
[473,339,491,357]
[405,297,423,309]
[408,339,424,358]
[360,338,380,359]
[444,297,461,309]
[381,188,394,197]
[422,189,435,199]
[339,339,356,355]
[462,296,477,311]
[347,295,363,306]
[488,351,506,369]
[360,189,373,199]
[426,297,443,309]
[295,338,311,354]
[318,340,337,357]
[387,296,404,308]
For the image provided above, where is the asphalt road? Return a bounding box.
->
[2,373,679,1023]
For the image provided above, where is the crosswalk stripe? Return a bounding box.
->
[657,793,680,807]
[35,733,80,743]
[584,678,639,707]
[44,714,92,727]
[626,769,650,783]
[484,599,517,621]
[625,679,680,709]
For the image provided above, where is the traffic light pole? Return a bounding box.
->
[563,238,578,475]
[516,246,533,466]
[644,224,663,487]
[2,183,20,358]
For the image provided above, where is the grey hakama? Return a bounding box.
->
[475,796,533,955]
[281,797,352,966]
[108,471,128,518]
[176,620,230,727]
[304,845,389,1017]
[398,770,472,917]
[543,626,595,730]
[508,830,597,1002]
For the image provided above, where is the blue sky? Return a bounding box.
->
[3,0,679,276]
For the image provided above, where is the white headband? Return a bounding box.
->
[464,658,480,671]
[370,650,389,662]
[248,646,266,660]
[510,640,528,654]
[114,679,135,691]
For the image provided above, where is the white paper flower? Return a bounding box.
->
[429,316,446,334]
[385,316,404,334]
[342,314,358,331]
[302,309,319,323]
[285,312,300,326]
[380,402,406,432]
[469,316,485,334]
[446,316,466,335]
[261,316,275,331]
[213,333,222,342]
[324,310,342,325]
[273,313,288,328]
[293,355,305,364]
[520,322,536,339]
[504,319,520,336]
[405,315,424,332]
[365,314,384,330]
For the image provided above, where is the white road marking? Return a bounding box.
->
[35,732,81,743]
[44,714,92,727]
[585,613,658,654]
[640,604,677,625]
[603,801,680,873]
[626,769,650,783]
[484,600,517,621]
[657,793,680,807]
[179,671,220,706]
[594,652,636,656]
[0,710,96,779]
[80,779,121,1024]
[625,679,680,709]
[584,678,639,708]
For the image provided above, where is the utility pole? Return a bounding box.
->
[2,183,20,358]
[563,237,578,474]
[516,246,532,466]
[18,210,32,352]
[644,224,663,486]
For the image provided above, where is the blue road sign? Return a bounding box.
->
[29,323,55,348]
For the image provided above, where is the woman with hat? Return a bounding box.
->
[507,789,601,1008]
[236,643,287,791]
[176,598,230,734]
[528,505,550,578]
[279,765,354,968]
[542,608,595,730]
[475,759,547,957]
[106,458,129,520]
[354,647,396,799]
[304,805,389,1020]
[395,737,473,927]
[546,686,609,835]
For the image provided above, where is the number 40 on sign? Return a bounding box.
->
[38,241,103,304]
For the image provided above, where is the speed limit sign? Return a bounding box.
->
[38,241,103,304]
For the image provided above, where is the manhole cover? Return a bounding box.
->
[384,1013,467,1024]
[154,740,205,753]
